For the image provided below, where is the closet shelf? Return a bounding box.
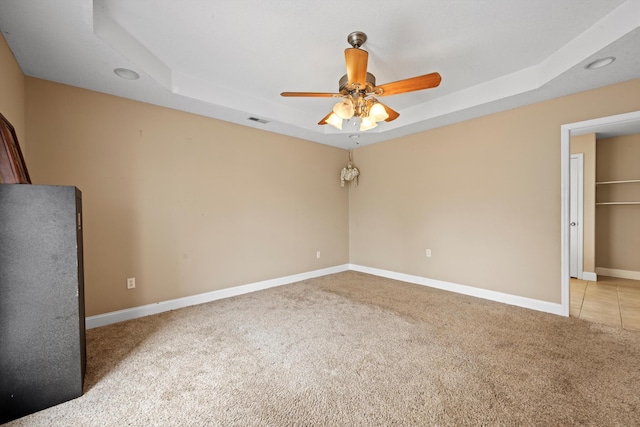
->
[596,179,640,185]
[596,202,640,206]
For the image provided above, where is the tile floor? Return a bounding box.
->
[570,276,640,331]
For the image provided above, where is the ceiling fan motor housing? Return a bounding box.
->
[339,72,376,93]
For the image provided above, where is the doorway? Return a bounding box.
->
[560,110,640,317]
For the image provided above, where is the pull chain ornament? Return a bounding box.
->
[341,151,359,187]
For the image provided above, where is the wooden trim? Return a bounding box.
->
[0,113,31,184]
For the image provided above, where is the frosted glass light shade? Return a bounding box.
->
[326,113,343,130]
[359,116,377,131]
[369,103,389,122]
[333,98,355,120]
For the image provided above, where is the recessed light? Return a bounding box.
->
[584,57,615,70]
[114,68,140,80]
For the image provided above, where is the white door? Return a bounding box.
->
[570,154,584,279]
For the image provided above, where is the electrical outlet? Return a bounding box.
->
[316,251,321,259]
[127,277,136,289]
[426,249,432,258]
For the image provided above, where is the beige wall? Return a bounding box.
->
[596,133,640,273]
[350,79,640,303]
[25,78,349,316]
[571,133,596,273]
[5,31,640,314]
[0,32,25,158]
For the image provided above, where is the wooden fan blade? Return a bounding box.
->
[376,72,441,97]
[380,103,400,122]
[318,111,333,125]
[281,92,339,97]
[345,48,368,88]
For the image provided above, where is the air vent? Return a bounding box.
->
[248,117,269,124]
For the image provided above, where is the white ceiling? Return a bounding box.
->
[1,0,639,149]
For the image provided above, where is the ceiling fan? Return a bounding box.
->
[281,31,442,132]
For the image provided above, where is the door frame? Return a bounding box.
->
[570,153,584,280]
[560,110,640,316]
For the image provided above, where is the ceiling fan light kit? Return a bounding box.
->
[333,98,355,120]
[359,116,377,131]
[369,102,389,121]
[325,113,343,130]
[281,31,441,132]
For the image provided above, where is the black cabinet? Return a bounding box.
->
[0,185,85,423]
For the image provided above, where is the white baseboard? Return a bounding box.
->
[348,264,564,316]
[582,271,598,281]
[87,262,568,329]
[86,264,350,329]
[595,267,640,281]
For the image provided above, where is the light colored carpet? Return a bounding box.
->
[6,271,640,426]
